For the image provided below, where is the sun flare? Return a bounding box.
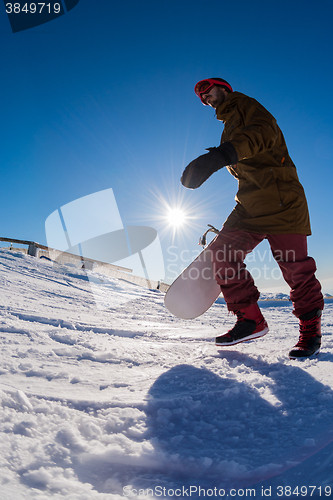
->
[136,183,218,247]
[166,207,187,228]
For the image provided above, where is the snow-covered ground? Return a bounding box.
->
[0,249,332,500]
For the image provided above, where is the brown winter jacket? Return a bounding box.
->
[216,92,311,235]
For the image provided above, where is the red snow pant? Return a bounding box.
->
[209,227,324,318]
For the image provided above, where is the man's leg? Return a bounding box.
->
[210,227,269,346]
[267,234,324,317]
[210,226,264,310]
[267,234,324,358]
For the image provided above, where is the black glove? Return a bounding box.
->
[181,141,238,189]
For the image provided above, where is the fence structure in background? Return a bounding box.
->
[0,237,170,293]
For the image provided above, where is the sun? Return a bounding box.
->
[143,185,216,244]
[166,207,187,228]
[133,182,218,247]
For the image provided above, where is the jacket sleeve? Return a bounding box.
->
[228,98,279,160]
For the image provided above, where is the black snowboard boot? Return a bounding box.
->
[216,303,269,346]
[289,308,322,359]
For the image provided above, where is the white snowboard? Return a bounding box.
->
[164,242,221,319]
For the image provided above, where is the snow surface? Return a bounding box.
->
[0,249,333,500]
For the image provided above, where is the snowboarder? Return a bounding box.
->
[181,78,324,359]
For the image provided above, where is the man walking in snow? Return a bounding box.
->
[181,78,324,359]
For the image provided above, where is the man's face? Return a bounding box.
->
[202,85,227,108]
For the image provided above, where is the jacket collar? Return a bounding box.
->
[216,91,242,123]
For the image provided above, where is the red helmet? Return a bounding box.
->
[194,78,233,105]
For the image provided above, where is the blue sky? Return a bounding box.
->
[0,0,333,292]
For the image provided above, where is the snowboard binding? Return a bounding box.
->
[199,224,220,247]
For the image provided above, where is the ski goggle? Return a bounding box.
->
[194,79,233,104]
